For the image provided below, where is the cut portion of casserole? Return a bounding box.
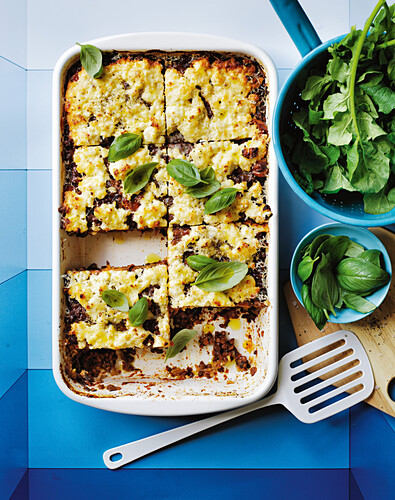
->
[168,223,269,308]
[65,264,169,349]
[165,55,267,143]
[60,144,168,233]
[65,56,165,146]
[168,139,271,226]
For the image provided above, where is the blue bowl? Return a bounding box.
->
[290,223,392,324]
[273,35,395,226]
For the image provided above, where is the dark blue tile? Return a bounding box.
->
[0,272,27,398]
[350,470,364,500]
[29,369,349,469]
[0,171,27,283]
[351,404,395,500]
[10,470,28,500]
[28,468,349,500]
[0,372,28,500]
[28,270,51,368]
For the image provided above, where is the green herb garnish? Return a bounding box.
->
[108,133,142,163]
[186,255,218,271]
[167,161,221,198]
[204,188,238,215]
[286,1,395,215]
[76,43,103,79]
[192,261,248,292]
[165,329,198,361]
[101,290,129,312]
[128,297,149,326]
[123,162,158,195]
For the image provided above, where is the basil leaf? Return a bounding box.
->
[186,255,218,271]
[192,261,248,292]
[342,292,376,314]
[301,283,327,330]
[76,43,103,78]
[108,133,142,162]
[311,253,339,315]
[167,159,204,187]
[123,162,158,195]
[204,188,238,215]
[101,289,129,312]
[128,297,149,326]
[315,235,351,266]
[336,257,390,294]
[345,240,365,257]
[165,329,197,361]
[186,179,221,199]
[297,255,319,282]
[358,249,382,267]
[200,166,216,181]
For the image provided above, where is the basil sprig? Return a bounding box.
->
[76,43,103,79]
[101,290,129,312]
[186,255,217,271]
[192,261,248,292]
[108,133,142,162]
[167,160,221,199]
[123,162,158,195]
[128,297,149,326]
[165,329,197,361]
[204,188,238,215]
[297,233,390,330]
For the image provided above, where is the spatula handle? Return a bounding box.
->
[103,394,279,469]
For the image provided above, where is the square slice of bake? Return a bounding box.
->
[168,139,271,226]
[165,55,267,143]
[65,264,169,349]
[60,144,168,233]
[168,223,269,308]
[65,56,165,146]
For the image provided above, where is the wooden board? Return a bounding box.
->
[284,227,395,418]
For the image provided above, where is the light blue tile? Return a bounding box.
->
[0,272,27,398]
[0,171,27,283]
[350,0,377,28]
[28,270,52,368]
[0,373,28,500]
[0,59,26,170]
[27,71,52,170]
[28,369,349,469]
[277,68,292,90]
[0,0,27,68]
[27,170,52,269]
[279,172,331,269]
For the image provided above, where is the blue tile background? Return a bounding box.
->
[1,0,393,498]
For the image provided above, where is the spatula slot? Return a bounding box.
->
[300,371,363,404]
[294,360,361,394]
[308,384,364,414]
[291,348,354,381]
[289,339,346,369]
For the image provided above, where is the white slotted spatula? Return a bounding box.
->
[103,330,374,470]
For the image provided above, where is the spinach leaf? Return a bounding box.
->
[76,43,103,78]
[301,283,327,330]
[311,253,339,315]
[128,297,148,326]
[192,262,248,292]
[321,166,357,194]
[336,257,390,294]
[108,133,142,162]
[204,188,238,215]
[123,162,158,195]
[364,187,395,214]
[165,329,197,361]
[101,289,129,312]
[342,292,376,313]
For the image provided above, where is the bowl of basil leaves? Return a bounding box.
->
[272,0,395,225]
[290,223,392,330]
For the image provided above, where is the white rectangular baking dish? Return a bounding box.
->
[52,32,278,416]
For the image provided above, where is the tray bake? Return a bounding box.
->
[52,33,278,416]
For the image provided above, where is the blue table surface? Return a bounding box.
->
[1,0,394,499]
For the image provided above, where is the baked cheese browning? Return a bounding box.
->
[65,265,170,349]
[165,56,267,143]
[60,145,168,233]
[65,57,165,146]
[168,139,271,226]
[168,223,269,308]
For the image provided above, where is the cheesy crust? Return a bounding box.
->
[168,223,269,308]
[65,265,169,349]
[65,57,165,146]
[60,145,168,232]
[165,57,267,143]
[168,139,271,226]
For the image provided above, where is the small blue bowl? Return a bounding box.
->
[290,223,392,324]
